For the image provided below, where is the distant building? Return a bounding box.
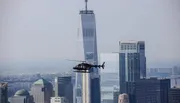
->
[100,53,119,73]
[172,66,180,75]
[31,78,53,103]
[168,87,180,103]
[54,76,73,103]
[76,97,82,103]
[50,97,66,103]
[0,83,8,103]
[113,88,119,103]
[147,68,173,78]
[101,86,114,102]
[135,78,170,103]
[102,99,113,103]
[100,53,119,102]
[9,89,33,103]
[118,93,129,103]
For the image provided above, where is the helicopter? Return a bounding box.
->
[67,59,105,73]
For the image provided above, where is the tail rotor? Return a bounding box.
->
[102,62,105,69]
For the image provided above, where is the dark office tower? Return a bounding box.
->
[119,41,146,87]
[137,41,146,78]
[9,89,33,103]
[119,41,146,94]
[119,52,140,93]
[168,87,180,103]
[0,83,8,103]
[31,78,53,103]
[119,42,141,94]
[135,78,170,103]
[55,76,73,103]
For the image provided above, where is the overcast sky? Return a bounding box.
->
[0,0,180,74]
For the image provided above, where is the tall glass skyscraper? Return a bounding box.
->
[119,41,146,94]
[79,10,100,103]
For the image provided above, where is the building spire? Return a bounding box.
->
[85,0,88,11]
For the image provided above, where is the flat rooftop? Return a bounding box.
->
[80,10,94,14]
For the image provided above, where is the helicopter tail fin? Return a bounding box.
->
[102,62,105,69]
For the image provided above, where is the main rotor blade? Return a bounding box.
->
[65,59,86,62]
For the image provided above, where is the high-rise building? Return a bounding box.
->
[54,76,73,103]
[168,87,180,103]
[135,78,170,103]
[30,78,53,103]
[0,83,8,103]
[118,93,129,103]
[119,41,146,94]
[50,97,66,103]
[9,89,33,103]
[79,4,100,103]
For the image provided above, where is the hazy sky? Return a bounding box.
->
[0,0,180,73]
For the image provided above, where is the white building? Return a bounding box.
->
[99,53,119,73]
[31,78,53,103]
[50,97,66,103]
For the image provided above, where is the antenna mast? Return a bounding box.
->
[85,0,88,12]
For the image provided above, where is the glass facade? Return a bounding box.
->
[80,10,100,103]
[119,53,140,94]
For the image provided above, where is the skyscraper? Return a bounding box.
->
[119,41,146,93]
[54,76,73,103]
[31,78,53,103]
[79,1,100,103]
[0,83,8,103]
[9,89,33,103]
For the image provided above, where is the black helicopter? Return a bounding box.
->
[68,60,105,73]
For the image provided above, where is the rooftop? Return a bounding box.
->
[33,78,51,85]
[80,10,94,14]
[14,89,29,96]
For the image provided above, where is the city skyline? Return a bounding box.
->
[0,0,180,74]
